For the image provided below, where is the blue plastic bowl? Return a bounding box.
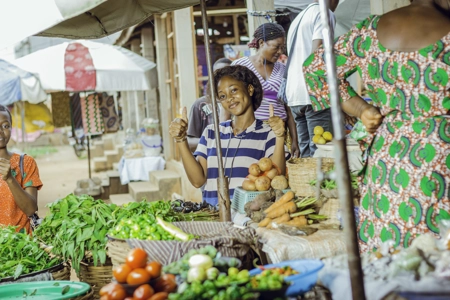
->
[249,259,324,297]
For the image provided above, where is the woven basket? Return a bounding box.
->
[287,157,334,197]
[0,261,68,283]
[51,262,71,281]
[78,258,113,297]
[71,288,94,300]
[107,221,259,270]
[107,238,131,270]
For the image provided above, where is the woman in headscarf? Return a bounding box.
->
[231,23,300,158]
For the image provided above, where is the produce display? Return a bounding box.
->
[0,226,62,280]
[311,126,332,145]
[163,246,240,280]
[171,199,217,214]
[242,190,328,230]
[100,248,176,300]
[166,247,290,300]
[108,215,193,241]
[35,195,218,274]
[242,158,288,191]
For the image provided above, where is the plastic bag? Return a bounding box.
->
[349,120,369,142]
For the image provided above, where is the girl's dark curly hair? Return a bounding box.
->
[0,105,12,124]
[213,65,263,111]
[248,23,285,49]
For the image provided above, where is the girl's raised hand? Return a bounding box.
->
[267,104,285,138]
[169,107,189,143]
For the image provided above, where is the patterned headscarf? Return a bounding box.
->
[247,23,285,49]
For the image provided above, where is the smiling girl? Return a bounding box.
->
[0,105,42,234]
[169,65,288,207]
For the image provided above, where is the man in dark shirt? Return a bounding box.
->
[187,58,231,152]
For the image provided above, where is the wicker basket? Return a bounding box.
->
[78,258,113,297]
[71,288,94,300]
[51,262,71,281]
[107,238,131,270]
[0,261,68,283]
[287,157,334,197]
[107,221,259,270]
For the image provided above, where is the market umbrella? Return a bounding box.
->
[0,59,47,105]
[14,40,156,92]
[0,0,199,49]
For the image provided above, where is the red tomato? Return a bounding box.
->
[145,261,162,279]
[113,264,132,283]
[160,274,176,282]
[126,248,148,269]
[99,296,110,300]
[99,283,121,296]
[148,292,169,300]
[127,268,151,285]
[153,277,177,293]
[133,284,154,300]
[109,286,126,300]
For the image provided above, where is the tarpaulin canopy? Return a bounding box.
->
[274,0,371,37]
[0,59,47,105]
[0,0,199,49]
[14,40,156,92]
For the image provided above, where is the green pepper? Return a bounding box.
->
[191,280,204,295]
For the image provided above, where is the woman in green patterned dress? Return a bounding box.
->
[303,0,450,253]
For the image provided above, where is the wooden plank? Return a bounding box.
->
[166,13,179,160]
[154,14,174,160]
[233,14,240,45]
[246,0,274,55]
[174,7,197,111]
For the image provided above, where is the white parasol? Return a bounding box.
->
[14,40,155,92]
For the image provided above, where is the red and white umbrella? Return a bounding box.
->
[14,40,156,92]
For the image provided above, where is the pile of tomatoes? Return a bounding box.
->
[100,248,177,300]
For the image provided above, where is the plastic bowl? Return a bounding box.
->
[248,259,324,297]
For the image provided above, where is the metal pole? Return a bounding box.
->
[317,1,366,299]
[20,101,26,152]
[87,135,92,179]
[200,0,231,222]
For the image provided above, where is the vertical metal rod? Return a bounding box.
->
[200,0,231,222]
[87,135,92,179]
[20,101,26,152]
[317,1,366,299]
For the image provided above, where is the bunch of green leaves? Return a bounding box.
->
[0,226,61,279]
[34,194,120,274]
[309,170,359,191]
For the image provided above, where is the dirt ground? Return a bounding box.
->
[33,145,105,217]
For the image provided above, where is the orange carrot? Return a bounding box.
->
[258,218,272,227]
[266,201,297,219]
[264,191,295,214]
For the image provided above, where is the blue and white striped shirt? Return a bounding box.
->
[194,119,279,206]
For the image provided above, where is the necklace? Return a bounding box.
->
[223,130,244,185]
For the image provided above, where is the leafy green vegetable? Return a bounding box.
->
[61,285,70,295]
[35,195,216,275]
[309,170,359,191]
[0,226,61,279]
[34,194,119,274]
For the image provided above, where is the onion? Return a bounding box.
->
[187,267,206,282]
[188,254,213,269]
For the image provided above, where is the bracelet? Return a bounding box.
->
[175,137,187,143]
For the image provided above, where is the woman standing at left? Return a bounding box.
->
[231,23,300,158]
[0,105,42,234]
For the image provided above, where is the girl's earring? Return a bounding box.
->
[248,85,254,96]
